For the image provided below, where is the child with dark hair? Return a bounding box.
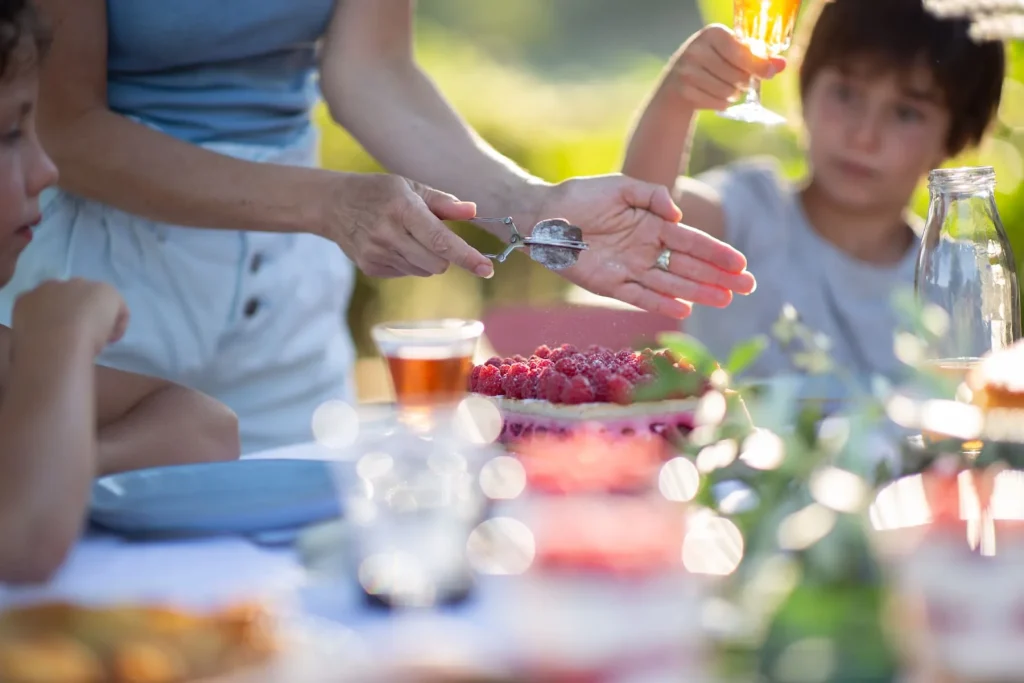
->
[0,0,240,583]
[624,0,1005,383]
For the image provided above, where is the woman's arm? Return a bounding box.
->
[35,0,335,235]
[35,0,339,235]
[320,0,550,236]
[35,0,493,278]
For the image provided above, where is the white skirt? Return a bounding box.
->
[0,124,357,454]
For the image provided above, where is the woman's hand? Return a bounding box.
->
[317,172,495,279]
[529,175,756,319]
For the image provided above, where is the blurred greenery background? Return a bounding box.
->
[319,0,1024,396]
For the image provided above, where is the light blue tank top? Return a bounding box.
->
[106,0,336,146]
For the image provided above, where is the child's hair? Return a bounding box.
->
[798,0,1004,156]
[0,0,48,81]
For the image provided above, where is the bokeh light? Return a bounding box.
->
[478,456,527,500]
[311,400,360,450]
[453,396,503,445]
[777,504,836,551]
[870,475,932,531]
[741,429,786,471]
[810,467,868,514]
[695,390,728,427]
[682,512,744,576]
[466,517,536,575]
[696,440,739,473]
[659,457,701,502]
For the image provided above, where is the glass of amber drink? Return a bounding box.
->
[372,319,484,426]
[720,0,802,126]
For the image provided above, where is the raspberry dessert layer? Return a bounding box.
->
[469,344,707,441]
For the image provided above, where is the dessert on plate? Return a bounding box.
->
[0,601,277,683]
[968,340,1024,411]
[468,344,711,441]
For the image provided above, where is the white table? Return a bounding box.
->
[0,441,514,672]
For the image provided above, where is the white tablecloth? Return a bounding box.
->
[0,441,511,669]
[0,442,337,609]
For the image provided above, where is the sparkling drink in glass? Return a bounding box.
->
[372,319,484,420]
[720,0,802,126]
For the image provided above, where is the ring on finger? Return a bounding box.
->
[655,248,672,272]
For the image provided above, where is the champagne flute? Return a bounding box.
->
[720,0,802,126]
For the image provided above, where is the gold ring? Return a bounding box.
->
[656,248,672,272]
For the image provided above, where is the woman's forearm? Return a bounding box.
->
[41,107,336,235]
[324,62,550,238]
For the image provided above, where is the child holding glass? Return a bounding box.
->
[624,0,1005,384]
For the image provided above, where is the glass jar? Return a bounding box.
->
[915,166,1021,382]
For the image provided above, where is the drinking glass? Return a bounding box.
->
[341,408,494,609]
[372,319,484,427]
[720,0,802,126]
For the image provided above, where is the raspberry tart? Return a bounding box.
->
[468,344,711,442]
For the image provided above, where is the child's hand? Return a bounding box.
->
[669,25,787,111]
[12,279,130,357]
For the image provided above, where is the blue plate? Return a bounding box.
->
[90,459,342,540]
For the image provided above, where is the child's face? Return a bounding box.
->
[802,58,951,215]
[0,63,57,287]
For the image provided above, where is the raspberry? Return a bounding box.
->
[534,345,552,359]
[561,375,595,404]
[530,367,551,400]
[554,357,580,377]
[499,364,512,376]
[507,362,530,377]
[513,354,527,364]
[485,357,503,368]
[542,372,571,403]
[503,372,532,399]
[589,368,613,402]
[560,343,578,355]
[476,365,503,395]
[547,348,570,363]
[607,374,634,405]
[620,366,641,383]
[501,365,530,398]
[469,365,483,391]
[616,349,636,363]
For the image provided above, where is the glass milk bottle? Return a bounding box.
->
[915,166,1021,384]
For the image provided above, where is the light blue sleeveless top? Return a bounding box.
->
[106,0,336,146]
